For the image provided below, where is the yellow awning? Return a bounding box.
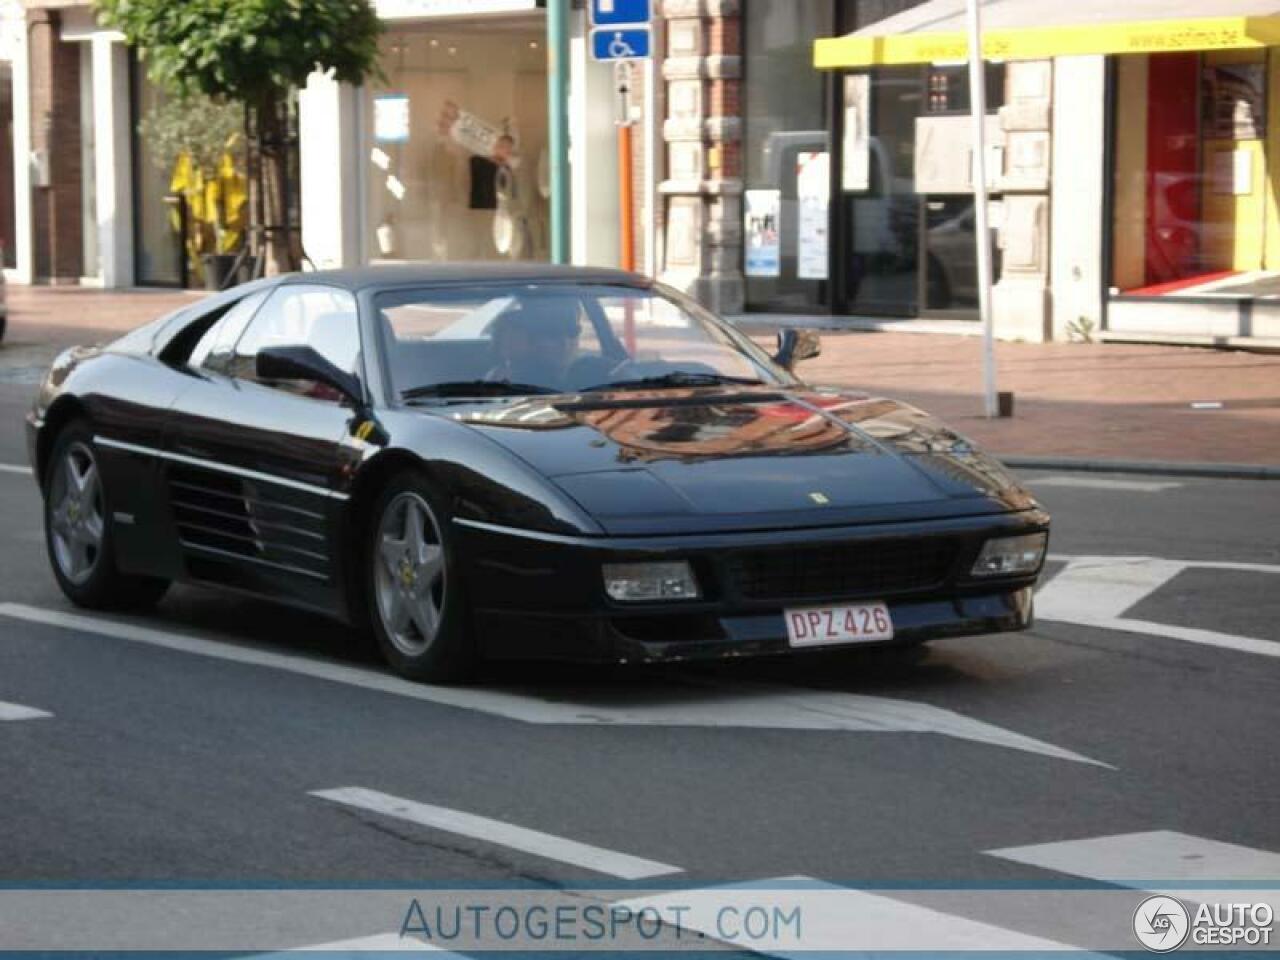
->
[815,15,1280,69]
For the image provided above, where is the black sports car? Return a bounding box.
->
[26,264,1049,681]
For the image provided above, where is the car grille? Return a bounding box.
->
[726,537,961,602]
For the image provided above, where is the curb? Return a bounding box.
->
[999,456,1280,481]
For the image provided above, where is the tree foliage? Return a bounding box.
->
[138,93,242,177]
[94,0,383,105]
[97,0,384,275]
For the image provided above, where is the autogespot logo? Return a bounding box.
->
[1134,895,1191,952]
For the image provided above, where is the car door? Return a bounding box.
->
[89,294,266,582]
[162,283,366,614]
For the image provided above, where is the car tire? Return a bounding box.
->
[364,470,474,683]
[43,422,170,610]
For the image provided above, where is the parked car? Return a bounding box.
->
[27,264,1049,682]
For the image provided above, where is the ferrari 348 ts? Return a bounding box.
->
[27,264,1049,681]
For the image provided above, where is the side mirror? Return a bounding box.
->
[774,329,822,371]
[255,345,362,405]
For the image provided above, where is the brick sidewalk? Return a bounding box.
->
[2,286,1277,466]
[772,330,1280,466]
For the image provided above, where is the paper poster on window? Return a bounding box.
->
[374,95,410,144]
[744,189,781,278]
[842,74,870,192]
[796,151,830,281]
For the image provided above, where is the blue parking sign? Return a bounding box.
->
[591,26,651,61]
[590,0,651,27]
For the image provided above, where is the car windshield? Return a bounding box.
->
[376,283,791,401]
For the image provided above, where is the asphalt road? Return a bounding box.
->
[1,378,1278,954]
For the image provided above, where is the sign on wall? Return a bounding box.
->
[589,0,651,61]
[591,27,652,61]
[590,0,651,26]
[744,190,781,278]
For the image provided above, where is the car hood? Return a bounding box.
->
[446,387,1039,534]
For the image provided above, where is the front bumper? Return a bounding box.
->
[456,510,1047,664]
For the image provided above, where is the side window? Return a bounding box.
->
[228,285,362,400]
[188,290,270,373]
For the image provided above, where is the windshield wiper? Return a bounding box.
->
[401,380,560,401]
[583,372,766,393]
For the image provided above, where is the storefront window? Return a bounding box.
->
[742,0,834,312]
[132,65,183,286]
[1111,50,1274,299]
[364,22,549,264]
[840,66,922,316]
[132,63,249,288]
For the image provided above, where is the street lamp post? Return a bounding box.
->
[548,0,571,265]
[965,0,999,418]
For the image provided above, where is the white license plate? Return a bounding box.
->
[785,602,894,648]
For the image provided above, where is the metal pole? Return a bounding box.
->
[966,0,999,418]
[616,61,636,273]
[548,0,571,264]
[613,60,638,351]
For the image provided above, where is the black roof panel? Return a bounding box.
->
[280,262,650,292]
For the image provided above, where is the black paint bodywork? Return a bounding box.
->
[27,265,1049,663]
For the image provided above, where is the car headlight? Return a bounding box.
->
[971,532,1048,577]
[603,562,700,602]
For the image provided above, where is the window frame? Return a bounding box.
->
[225,282,368,405]
[189,289,272,376]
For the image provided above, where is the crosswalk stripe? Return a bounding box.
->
[311,787,682,880]
[0,700,52,721]
[1032,476,1182,492]
[269,932,450,953]
[1037,556,1186,622]
[987,831,1280,890]
[1037,555,1280,659]
[617,877,1079,954]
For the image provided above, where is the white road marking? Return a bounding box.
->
[272,932,449,953]
[311,787,681,880]
[988,831,1280,896]
[1099,617,1280,659]
[1050,554,1280,577]
[618,877,1079,954]
[0,700,51,721]
[1031,476,1182,492]
[1038,556,1186,622]
[0,463,32,476]
[1037,554,1280,659]
[0,603,1107,765]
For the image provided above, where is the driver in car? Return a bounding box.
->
[486,300,582,390]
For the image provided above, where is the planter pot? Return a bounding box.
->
[201,253,239,291]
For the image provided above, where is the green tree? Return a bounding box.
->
[96,0,383,274]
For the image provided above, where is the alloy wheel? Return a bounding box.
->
[374,491,447,658]
[48,441,105,586]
